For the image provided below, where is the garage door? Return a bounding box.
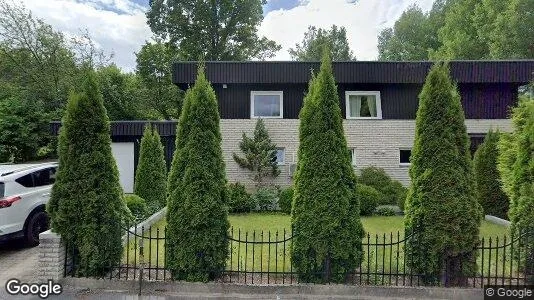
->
[111,143,135,193]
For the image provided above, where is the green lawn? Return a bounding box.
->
[123,213,514,278]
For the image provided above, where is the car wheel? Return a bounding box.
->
[25,211,49,246]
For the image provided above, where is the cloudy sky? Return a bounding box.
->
[18,0,435,72]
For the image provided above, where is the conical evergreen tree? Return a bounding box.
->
[473,129,509,219]
[135,125,167,212]
[232,118,280,187]
[166,65,229,281]
[499,97,534,283]
[291,50,364,283]
[404,63,482,286]
[47,71,128,276]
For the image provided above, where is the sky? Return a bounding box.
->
[17,0,435,72]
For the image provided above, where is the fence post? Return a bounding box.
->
[139,236,144,296]
[38,230,66,282]
[526,230,534,285]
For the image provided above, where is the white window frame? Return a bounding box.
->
[250,91,283,119]
[350,148,357,166]
[276,148,285,165]
[345,91,382,120]
[399,148,412,167]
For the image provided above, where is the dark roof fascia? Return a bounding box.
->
[50,121,178,137]
[173,60,534,86]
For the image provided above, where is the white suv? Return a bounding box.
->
[0,162,58,246]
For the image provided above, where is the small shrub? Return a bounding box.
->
[253,187,278,211]
[359,166,407,205]
[357,184,380,216]
[278,186,294,214]
[125,194,149,222]
[227,182,255,213]
[375,207,397,216]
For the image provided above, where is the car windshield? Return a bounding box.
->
[0,182,4,198]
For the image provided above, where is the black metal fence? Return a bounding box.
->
[64,224,533,288]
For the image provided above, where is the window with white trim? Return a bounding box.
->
[346,91,382,119]
[251,91,283,118]
[351,148,356,166]
[399,149,411,166]
[276,148,285,165]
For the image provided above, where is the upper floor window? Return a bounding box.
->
[346,91,382,119]
[251,91,283,118]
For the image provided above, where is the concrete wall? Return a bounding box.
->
[223,119,513,187]
[38,230,66,282]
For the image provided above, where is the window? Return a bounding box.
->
[16,174,34,187]
[0,182,4,198]
[351,148,356,165]
[276,148,285,165]
[251,91,283,118]
[33,168,57,187]
[346,91,382,119]
[15,167,57,188]
[399,149,412,166]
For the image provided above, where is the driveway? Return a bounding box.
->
[0,239,40,299]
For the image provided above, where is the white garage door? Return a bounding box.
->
[111,143,135,193]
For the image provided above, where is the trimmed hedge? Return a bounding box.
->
[357,184,380,216]
[404,63,482,285]
[47,72,129,277]
[125,194,149,222]
[278,186,294,214]
[227,182,255,213]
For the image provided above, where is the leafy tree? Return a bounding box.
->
[432,0,489,59]
[291,50,364,283]
[47,72,129,277]
[473,129,509,219]
[378,6,435,61]
[489,0,534,59]
[134,125,167,213]
[289,25,355,61]
[404,63,482,286]
[146,0,280,61]
[232,118,280,187]
[96,65,143,120]
[166,65,229,281]
[136,42,183,119]
[0,0,78,117]
[0,96,48,162]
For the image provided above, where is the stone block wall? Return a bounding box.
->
[222,119,513,187]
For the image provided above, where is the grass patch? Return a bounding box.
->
[123,213,514,277]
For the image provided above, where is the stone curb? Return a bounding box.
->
[485,215,511,227]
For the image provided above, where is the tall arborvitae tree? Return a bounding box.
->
[47,72,128,276]
[166,65,229,281]
[291,50,364,283]
[134,124,167,212]
[404,63,482,286]
[232,118,280,187]
[498,97,534,283]
[473,129,509,219]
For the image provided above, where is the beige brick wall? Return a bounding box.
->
[222,119,512,188]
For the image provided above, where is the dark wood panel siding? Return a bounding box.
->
[174,61,534,86]
[213,83,308,119]
[211,82,517,119]
[460,84,517,119]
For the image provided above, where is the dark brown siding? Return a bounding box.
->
[174,61,534,86]
[209,82,518,119]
